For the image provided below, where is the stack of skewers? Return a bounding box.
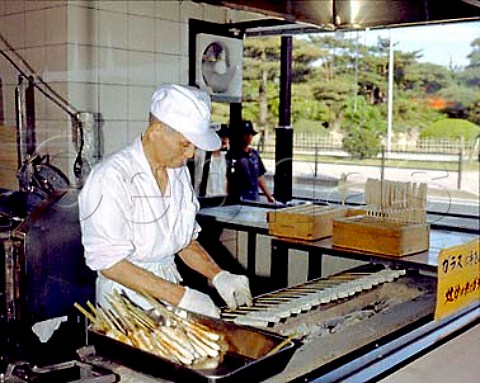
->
[364,179,427,223]
[75,291,227,367]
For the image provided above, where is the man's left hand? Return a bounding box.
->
[212,271,253,310]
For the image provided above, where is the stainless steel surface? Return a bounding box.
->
[2,238,17,323]
[198,0,480,31]
[4,360,117,383]
[87,312,297,383]
[198,204,478,271]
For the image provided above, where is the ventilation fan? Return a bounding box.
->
[195,33,243,103]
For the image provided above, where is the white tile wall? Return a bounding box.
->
[127,51,155,85]
[203,3,227,24]
[25,10,46,48]
[288,250,309,287]
[0,13,26,48]
[45,82,68,121]
[99,84,127,120]
[156,1,180,21]
[178,55,189,84]
[46,5,67,45]
[0,0,251,180]
[178,22,189,56]
[128,15,155,52]
[35,122,65,153]
[25,1,51,12]
[1,84,16,125]
[127,121,146,142]
[155,19,180,54]
[127,85,153,121]
[68,5,98,46]
[98,10,128,49]
[23,47,46,76]
[34,120,51,153]
[98,0,127,13]
[101,120,128,154]
[4,0,25,15]
[68,44,98,83]
[0,50,19,85]
[68,82,99,113]
[98,47,128,84]
[155,53,181,85]
[68,1,99,9]
[128,0,156,17]
[45,44,68,82]
[179,0,203,24]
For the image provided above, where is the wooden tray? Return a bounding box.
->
[267,204,364,241]
[332,216,430,257]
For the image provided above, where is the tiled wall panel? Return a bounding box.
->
[0,0,242,185]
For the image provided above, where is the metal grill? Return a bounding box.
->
[221,267,412,331]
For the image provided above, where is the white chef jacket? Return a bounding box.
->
[194,150,227,196]
[206,152,227,196]
[78,136,201,309]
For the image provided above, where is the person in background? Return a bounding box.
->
[228,120,275,203]
[194,124,229,197]
[78,84,252,319]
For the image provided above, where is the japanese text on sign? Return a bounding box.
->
[435,238,480,320]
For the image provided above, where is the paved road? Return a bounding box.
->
[263,159,480,201]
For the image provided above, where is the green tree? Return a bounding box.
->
[243,36,324,131]
[420,118,480,140]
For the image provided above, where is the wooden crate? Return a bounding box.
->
[0,125,19,190]
[332,216,430,257]
[267,204,352,240]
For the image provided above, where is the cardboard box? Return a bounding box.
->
[332,216,430,257]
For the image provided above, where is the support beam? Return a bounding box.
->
[274,36,293,203]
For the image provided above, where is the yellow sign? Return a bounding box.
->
[435,238,480,320]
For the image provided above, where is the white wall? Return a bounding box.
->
[0,0,259,186]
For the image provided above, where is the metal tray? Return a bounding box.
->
[87,314,298,383]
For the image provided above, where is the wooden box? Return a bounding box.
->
[267,204,353,241]
[332,216,430,257]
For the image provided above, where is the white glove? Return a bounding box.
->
[178,287,220,319]
[212,271,253,310]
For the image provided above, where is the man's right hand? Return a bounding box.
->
[178,287,221,318]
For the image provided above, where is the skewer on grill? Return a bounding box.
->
[222,268,407,328]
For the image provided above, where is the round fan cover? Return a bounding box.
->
[201,41,236,93]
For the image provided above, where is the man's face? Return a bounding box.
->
[242,133,254,146]
[220,136,230,150]
[157,123,195,167]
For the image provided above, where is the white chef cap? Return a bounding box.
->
[150,84,221,151]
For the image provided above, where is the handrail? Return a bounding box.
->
[0,33,87,181]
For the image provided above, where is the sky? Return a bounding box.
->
[362,21,480,68]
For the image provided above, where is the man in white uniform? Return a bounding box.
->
[78,84,252,318]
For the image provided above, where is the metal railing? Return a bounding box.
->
[255,132,476,190]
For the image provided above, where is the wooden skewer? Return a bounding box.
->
[264,334,296,357]
[74,302,96,323]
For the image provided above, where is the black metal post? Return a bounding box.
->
[25,76,36,155]
[274,36,293,203]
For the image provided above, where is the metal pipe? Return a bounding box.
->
[15,76,27,167]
